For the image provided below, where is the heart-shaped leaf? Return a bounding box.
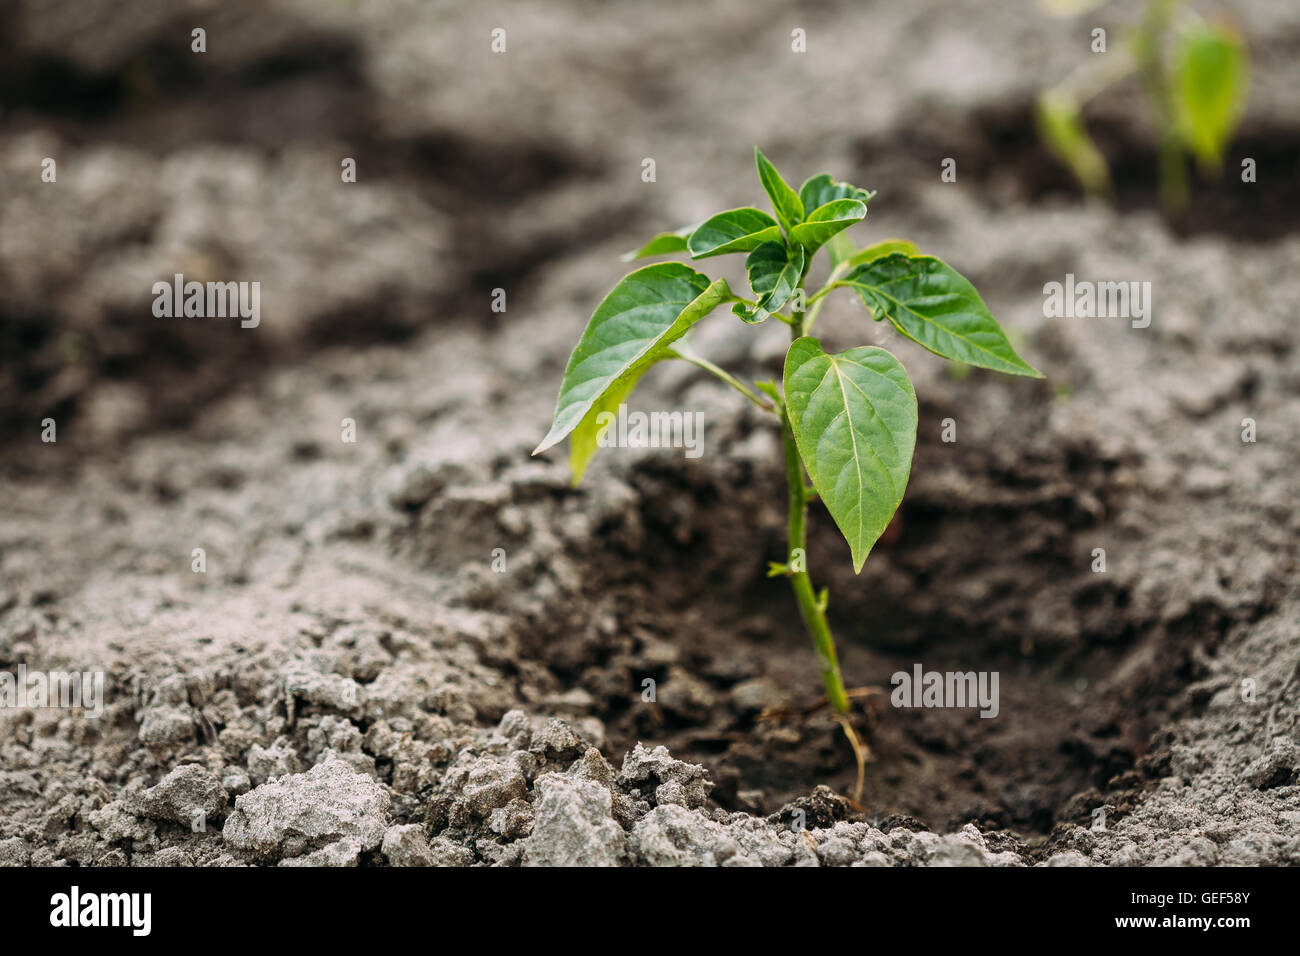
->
[784,337,917,572]
[734,241,805,323]
[687,207,782,258]
[797,173,875,213]
[839,254,1042,377]
[621,223,697,262]
[789,199,867,254]
[754,148,805,233]
[534,263,733,479]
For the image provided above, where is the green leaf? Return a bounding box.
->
[797,173,874,212]
[784,336,917,573]
[839,254,1042,377]
[1173,21,1248,172]
[533,263,733,480]
[566,366,654,485]
[793,173,874,258]
[621,224,697,262]
[1036,91,1112,197]
[789,199,867,254]
[735,241,805,323]
[844,238,920,269]
[754,148,804,233]
[686,207,783,258]
[755,380,783,407]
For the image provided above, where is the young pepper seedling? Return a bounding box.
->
[1037,0,1249,214]
[534,148,1042,800]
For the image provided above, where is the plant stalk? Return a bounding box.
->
[782,411,850,715]
[672,344,775,412]
[1135,0,1189,214]
[784,276,850,716]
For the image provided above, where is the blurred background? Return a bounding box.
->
[2,0,1295,451]
[1,0,1298,842]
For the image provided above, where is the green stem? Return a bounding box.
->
[1134,0,1188,214]
[803,266,849,335]
[672,342,776,413]
[784,283,850,715]
[783,414,850,714]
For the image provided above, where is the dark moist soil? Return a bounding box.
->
[853,100,1300,245]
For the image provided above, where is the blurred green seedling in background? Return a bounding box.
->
[1037,0,1249,213]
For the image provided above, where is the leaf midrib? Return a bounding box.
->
[826,357,866,551]
[817,354,908,552]
[830,359,904,489]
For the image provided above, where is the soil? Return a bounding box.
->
[1,0,1298,866]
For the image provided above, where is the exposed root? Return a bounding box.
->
[835,713,869,807]
[755,691,873,806]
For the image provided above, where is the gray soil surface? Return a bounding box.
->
[1,0,1298,866]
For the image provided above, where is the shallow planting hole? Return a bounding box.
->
[501,423,1199,837]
